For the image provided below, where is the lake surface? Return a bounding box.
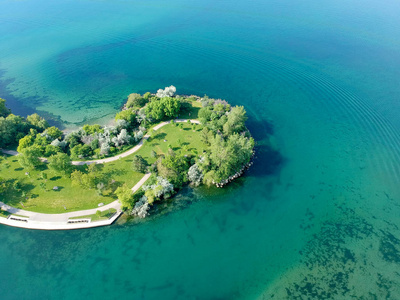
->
[1,0,400,298]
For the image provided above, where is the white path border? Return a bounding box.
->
[0,119,198,230]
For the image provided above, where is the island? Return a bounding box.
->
[0,86,255,229]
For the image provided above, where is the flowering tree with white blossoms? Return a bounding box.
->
[131,195,150,218]
[156,85,176,98]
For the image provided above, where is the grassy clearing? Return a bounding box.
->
[0,121,205,214]
[69,208,117,222]
[0,156,117,214]
[135,122,205,164]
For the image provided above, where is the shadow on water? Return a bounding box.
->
[0,69,65,129]
[246,116,274,141]
[251,144,285,177]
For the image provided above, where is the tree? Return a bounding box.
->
[157,151,190,187]
[0,114,31,147]
[70,144,92,159]
[18,145,43,170]
[115,109,137,127]
[161,97,180,118]
[132,155,148,173]
[156,85,176,98]
[131,195,150,218]
[145,100,165,121]
[0,98,10,118]
[26,113,48,130]
[44,144,60,157]
[198,106,213,124]
[223,106,247,136]
[82,124,103,135]
[126,93,147,108]
[188,164,204,186]
[200,127,213,145]
[44,126,63,140]
[115,184,134,209]
[48,152,72,176]
[17,135,34,152]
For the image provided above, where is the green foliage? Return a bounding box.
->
[70,164,109,190]
[126,93,147,108]
[82,124,103,135]
[70,144,93,159]
[44,144,61,157]
[115,184,134,209]
[200,127,213,145]
[145,100,165,121]
[145,97,181,121]
[45,126,63,140]
[132,155,148,173]
[157,150,190,187]
[223,106,247,136]
[18,145,43,170]
[199,133,254,184]
[115,109,137,127]
[162,97,181,117]
[17,135,34,152]
[0,98,10,118]
[48,152,72,176]
[65,132,80,150]
[0,114,31,148]
[26,113,48,130]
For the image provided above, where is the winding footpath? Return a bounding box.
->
[0,119,198,230]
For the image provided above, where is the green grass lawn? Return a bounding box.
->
[135,122,205,164]
[69,208,117,222]
[0,121,205,214]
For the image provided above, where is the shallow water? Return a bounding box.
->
[1,0,400,298]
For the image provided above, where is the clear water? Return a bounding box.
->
[1,0,400,298]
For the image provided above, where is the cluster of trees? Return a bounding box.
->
[157,149,191,188]
[197,133,254,185]
[16,114,145,160]
[70,164,111,194]
[0,98,49,148]
[12,87,186,162]
[191,98,254,186]
[144,97,181,121]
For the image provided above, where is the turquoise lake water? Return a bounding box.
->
[2,0,400,298]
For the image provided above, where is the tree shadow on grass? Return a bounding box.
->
[14,167,23,171]
[109,168,127,177]
[50,176,62,181]
[3,179,35,206]
[152,132,167,141]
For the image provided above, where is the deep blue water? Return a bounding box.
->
[1,0,400,298]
